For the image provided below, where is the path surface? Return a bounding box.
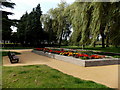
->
[2,49,119,89]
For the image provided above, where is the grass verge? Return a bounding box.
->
[60,46,120,53]
[0,51,21,57]
[1,47,33,49]
[2,65,112,88]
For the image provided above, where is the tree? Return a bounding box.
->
[67,2,120,48]
[90,2,120,47]
[17,12,28,45]
[107,2,120,47]
[17,4,43,47]
[48,1,71,47]
[67,2,92,47]
[1,0,15,46]
[10,32,18,45]
[40,14,57,44]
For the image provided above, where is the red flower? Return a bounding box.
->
[54,51,64,54]
[49,50,53,52]
[83,54,89,57]
[36,48,44,51]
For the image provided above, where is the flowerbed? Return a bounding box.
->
[34,48,106,60]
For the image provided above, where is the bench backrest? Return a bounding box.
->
[8,51,14,60]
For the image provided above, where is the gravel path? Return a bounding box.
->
[2,49,119,89]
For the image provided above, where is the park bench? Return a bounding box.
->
[8,51,19,63]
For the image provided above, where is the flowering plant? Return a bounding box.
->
[35,48,105,59]
[89,55,105,59]
[35,48,44,51]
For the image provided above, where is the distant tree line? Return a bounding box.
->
[1,0,120,48]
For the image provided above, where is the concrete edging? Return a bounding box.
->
[32,50,120,67]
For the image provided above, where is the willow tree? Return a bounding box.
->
[48,1,71,47]
[66,2,80,46]
[90,2,120,47]
[79,2,92,48]
[40,14,56,44]
[67,2,92,47]
[68,2,120,48]
[107,2,120,47]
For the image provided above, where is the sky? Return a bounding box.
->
[3,0,75,32]
[6,0,75,20]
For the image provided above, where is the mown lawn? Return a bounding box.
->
[2,65,112,89]
[60,46,120,53]
[0,51,21,57]
[1,47,33,49]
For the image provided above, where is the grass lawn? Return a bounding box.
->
[1,47,34,49]
[2,65,112,88]
[60,46,120,53]
[0,51,21,57]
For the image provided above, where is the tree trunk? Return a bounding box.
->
[82,45,85,49]
[59,30,63,48]
[58,35,62,48]
[106,37,109,47]
[3,40,5,47]
[100,27,105,48]
[101,34,105,48]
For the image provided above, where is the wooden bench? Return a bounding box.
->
[8,51,19,63]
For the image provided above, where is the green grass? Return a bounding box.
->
[2,65,111,88]
[1,47,34,49]
[0,43,15,44]
[60,46,120,53]
[0,51,21,57]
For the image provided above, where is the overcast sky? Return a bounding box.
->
[6,0,75,20]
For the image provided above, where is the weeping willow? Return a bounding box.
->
[69,2,120,47]
[108,2,120,47]
[69,2,92,46]
[43,1,120,47]
[90,2,103,46]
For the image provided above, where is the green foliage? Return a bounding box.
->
[80,56,89,60]
[66,2,120,47]
[3,1,119,48]
[40,14,57,44]
[3,65,110,88]
[1,0,15,43]
[10,32,18,44]
[60,45,120,53]
[113,56,120,58]
[1,47,33,49]
[1,1,15,9]
[17,4,43,46]
[47,1,71,47]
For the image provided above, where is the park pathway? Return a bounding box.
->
[2,49,119,89]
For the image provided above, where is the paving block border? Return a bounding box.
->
[32,50,120,67]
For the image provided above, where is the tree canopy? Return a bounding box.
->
[4,1,120,48]
[17,4,43,47]
[1,0,16,45]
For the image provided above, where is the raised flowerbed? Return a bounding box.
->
[32,48,120,67]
